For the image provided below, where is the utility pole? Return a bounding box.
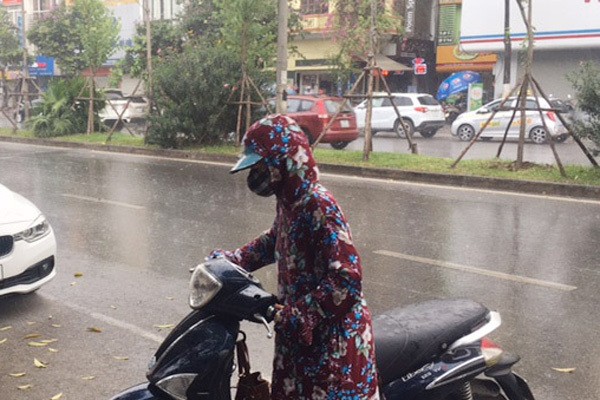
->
[503,0,512,98]
[20,0,29,120]
[144,0,153,142]
[275,0,288,114]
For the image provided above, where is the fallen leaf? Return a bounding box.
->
[0,338,7,344]
[41,339,58,343]
[0,326,12,331]
[51,393,63,400]
[82,375,95,380]
[51,324,61,328]
[166,296,174,300]
[9,372,26,377]
[33,358,47,368]
[110,305,117,309]
[153,324,175,330]
[26,321,36,325]
[48,348,59,353]
[18,384,33,390]
[23,333,42,339]
[74,272,83,278]
[113,356,129,361]
[552,367,576,373]
[87,327,102,333]
[70,282,77,286]
[28,341,49,347]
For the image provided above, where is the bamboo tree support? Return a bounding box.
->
[496,81,526,158]
[106,79,144,142]
[2,76,43,132]
[230,70,272,146]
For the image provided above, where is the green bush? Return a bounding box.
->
[148,42,272,149]
[568,61,600,155]
[29,77,104,137]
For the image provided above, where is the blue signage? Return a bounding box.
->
[29,56,55,77]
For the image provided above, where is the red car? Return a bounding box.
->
[268,95,359,149]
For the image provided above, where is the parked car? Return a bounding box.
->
[353,92,446,138]
[0,183,56,296]
[99,89,149,129]
[450,97,568,144]
[268,95,359,149]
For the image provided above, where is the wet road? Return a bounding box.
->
[0,141,599,399]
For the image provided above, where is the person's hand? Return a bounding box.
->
[273,304,284,323]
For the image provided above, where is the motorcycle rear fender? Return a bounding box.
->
[109,382,158,400]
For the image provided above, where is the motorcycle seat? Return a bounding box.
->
[373,298,489,385]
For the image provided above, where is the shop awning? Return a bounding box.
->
[361,55,412,72]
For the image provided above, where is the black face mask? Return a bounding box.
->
[247,163,275,197]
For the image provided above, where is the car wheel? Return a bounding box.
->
[554,133,568,143]
[330,141,349,150]
[420,129,438,138]
[457,124,475,141]
[529,126,547,144]
[393,118,414,138]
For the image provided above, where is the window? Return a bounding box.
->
[417,96,439,106]
[300,0,329,15]
[300,100,315,112]
[393,96,414,106]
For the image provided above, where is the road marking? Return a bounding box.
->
[375,250,578,292]
[42,293,164,343]
[61,193,145,210]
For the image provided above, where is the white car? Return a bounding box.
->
[99,89,149,129]
[451,97,568,144]
[0,184,56,296]
[354,93,446,138]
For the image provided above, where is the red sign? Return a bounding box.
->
[414,64,428,75]
[2,0,23,6]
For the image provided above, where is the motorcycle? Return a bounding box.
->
[111,258,535,400]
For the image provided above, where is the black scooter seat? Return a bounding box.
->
[373,298,489,385]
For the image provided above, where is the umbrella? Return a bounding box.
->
[437,71,482,102]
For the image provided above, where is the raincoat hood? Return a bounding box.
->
[234,115,320,206]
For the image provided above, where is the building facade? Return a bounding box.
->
[460,0,600,99]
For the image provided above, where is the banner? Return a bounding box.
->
[468,83,484,111]
[2,0,23,6]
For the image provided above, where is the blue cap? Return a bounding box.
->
[230,148,263,173]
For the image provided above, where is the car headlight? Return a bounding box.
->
[189,263,222,309]
[14,215,51,243]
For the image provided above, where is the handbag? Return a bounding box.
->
[235,333,270,400]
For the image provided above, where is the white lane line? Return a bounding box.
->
[61,193,145,210]
[375,250,578,292]
[42,293,164,343]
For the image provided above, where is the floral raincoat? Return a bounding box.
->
[215,115,379,400]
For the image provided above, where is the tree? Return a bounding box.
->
[568,61,600,156]
[0,8,21,108]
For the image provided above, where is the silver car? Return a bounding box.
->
[451,97,568,144]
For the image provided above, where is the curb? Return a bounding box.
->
[1,135,599,200]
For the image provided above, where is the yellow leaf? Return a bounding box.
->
[18,384,33,390]
[51,393,63,400]
[48,348,59,353]
[82,375,95,380]
[33,358,47,368]
[27,321,36,325]
[70,282,77,286]
[51,324,61,328]
[28,341,49,347]
[153,324,175,330]
[0,338,7,344]
[74,272,83,277]
[9,372,26,377]
[113,356,129,361]
[24,333,42,339]
[87,327,102,333]
[0,326,12,331]
[552,367,576,373]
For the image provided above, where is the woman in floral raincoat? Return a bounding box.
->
[212,115,379,399]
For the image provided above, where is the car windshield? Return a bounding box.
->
[325,99,353,114]
[417,95,439,106]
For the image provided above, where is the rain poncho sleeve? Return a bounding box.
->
[210,225,277,272]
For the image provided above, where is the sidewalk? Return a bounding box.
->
[1,134,599,200]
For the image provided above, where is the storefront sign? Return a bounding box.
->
[1,0,23,6]
[405,0,416,36]
[29,56,55,77]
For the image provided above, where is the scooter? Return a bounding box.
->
[110,258,536,400]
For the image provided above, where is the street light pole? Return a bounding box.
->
[20,0,29,120]
[503,0,512,97]
[275,0,288,114]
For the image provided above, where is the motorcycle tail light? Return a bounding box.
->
[414,106,428,113]
[547,111,557,122]
[481,338,504,366]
